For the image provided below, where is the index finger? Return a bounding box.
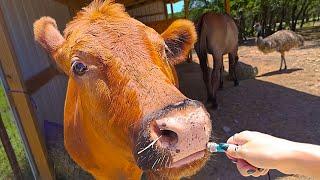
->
[227,131,253,145]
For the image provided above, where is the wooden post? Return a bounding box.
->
[184,0,190,18]
[0,6,54,180]
[170,2,174,18]
[163,0,168,19]
[0,114,22,179]
[224,0,230,15]
[184,0,192,63]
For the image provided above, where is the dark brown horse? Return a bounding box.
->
[195,12,239,108]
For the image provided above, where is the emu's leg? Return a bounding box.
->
[229,52,239,86]
[279,52,284,71]
[282,52,287,70]
[211,54,223,109]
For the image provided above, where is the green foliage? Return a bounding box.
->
[0,83,32,179]
[189,0,225,21]
[188,0,320,36]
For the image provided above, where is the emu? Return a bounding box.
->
[254,23,304,71]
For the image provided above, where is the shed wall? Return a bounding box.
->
[0,0,71,129]
[128,1,166,23]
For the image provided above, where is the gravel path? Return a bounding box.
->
[176,26,320,180]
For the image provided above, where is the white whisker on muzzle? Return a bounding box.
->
[138,135,162,155]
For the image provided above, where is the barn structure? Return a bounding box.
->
[0,0,230,179]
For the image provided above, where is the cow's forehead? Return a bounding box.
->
[61,0,167,64]
[65,18,162,63]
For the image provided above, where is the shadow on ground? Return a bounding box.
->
[257,68,303,77]
[175,61,320,180]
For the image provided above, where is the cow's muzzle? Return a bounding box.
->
[133,99,212,171]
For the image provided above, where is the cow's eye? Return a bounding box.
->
[71,59,87,76]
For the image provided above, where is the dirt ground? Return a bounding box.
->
[175,26,320,180]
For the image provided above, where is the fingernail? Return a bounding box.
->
[257,168,264,172]
[247,169,256,175]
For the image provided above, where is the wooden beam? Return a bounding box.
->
[0,6,54,180]
[53,0,181,9]
[184,0,190,18]
[25,66,61,95]
[133,12,165,19]
[163,0,168,20]
[54,0,91,15]
[120,0,180,6]
[224,0,230,15]
[170,2,174,18]
[125,0,151,10]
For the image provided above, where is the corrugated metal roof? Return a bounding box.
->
[54,0,181,10]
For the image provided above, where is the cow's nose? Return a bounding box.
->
[149,100,212,167]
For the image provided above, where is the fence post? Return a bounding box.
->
[0,114,22,179]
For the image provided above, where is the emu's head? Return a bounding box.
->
[253,22,262,37]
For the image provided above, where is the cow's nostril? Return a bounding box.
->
[159,129,178,146]
[151,121,179,148]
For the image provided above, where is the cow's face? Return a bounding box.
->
[34,1,212,179]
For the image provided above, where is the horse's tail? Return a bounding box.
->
[195,13,208,66]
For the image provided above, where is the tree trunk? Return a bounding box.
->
[267,12,274,35]
[279,7,285,30]
[251,15,258,35]
[261,2,269,36]
[300,2,311,28]
[291,0,298,31]
[279,0,289,30]
[300,18,305,28]
[273,20,277,32]
[293,0,310,31]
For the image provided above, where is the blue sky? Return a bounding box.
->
[166,0,184,14]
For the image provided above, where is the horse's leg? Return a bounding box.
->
[187,51,193,63]
[234,54,239,86]
[199,54,213,103]
[229,52,239,86]
[219,63,224,90]
[210,54,223,109]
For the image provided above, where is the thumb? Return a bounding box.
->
[226,144,243,159]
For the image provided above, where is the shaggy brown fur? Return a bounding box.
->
[254,23,304,70]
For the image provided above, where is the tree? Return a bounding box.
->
[187,0,320,37]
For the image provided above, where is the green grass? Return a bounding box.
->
[0,83,32,179]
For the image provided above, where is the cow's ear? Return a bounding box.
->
[34,17,67,73]
[161,19,197,65]
[34,16,65,54]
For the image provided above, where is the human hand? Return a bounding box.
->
[226,131,295,177]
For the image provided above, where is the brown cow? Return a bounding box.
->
[195,13,239,109]
[33,0,212,179]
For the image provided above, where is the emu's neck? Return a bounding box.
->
[256,31,263,39]
[256,36,264,47]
